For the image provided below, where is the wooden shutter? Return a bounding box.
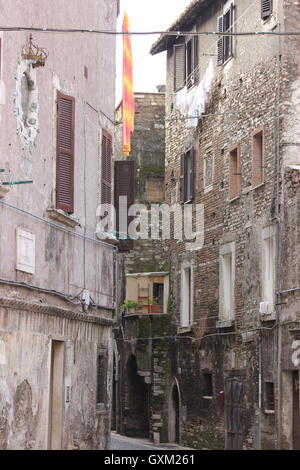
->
[174,44,186,91]
[101,130,112,205]
[193,36,199,84]
[217,16,224,66]
[180,154,185,203]
[261,0,272,20]
[114,160,135,252]
[56,92,75,214]
[228,3,234,59]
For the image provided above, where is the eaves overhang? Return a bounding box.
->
[150,0,216,55]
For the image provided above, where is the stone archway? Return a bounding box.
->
[124,355,149,438]
[168,379,181,444]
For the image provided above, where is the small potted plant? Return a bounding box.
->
[149,297,161,314]
[121,299,141,315]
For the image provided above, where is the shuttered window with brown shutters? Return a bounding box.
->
[114,160,135,252]
[56,92,75,214]
[101,130,112,205]
[261,0,273,20]
[252,127,264,187]
[229,144,241,200]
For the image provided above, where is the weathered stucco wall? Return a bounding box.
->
[0,0,118,450]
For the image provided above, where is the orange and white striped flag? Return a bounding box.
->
[122,13,135,156]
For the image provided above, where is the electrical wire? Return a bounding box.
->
[1,25,300,37]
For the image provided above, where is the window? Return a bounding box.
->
[180,260,193,328]
[114,160,135,252]
[261,0,273,20]
[204,152,214,192]
[180,148,195,203]
[96,348,108,409]
[153,283,164,312]
[219,242,235,324]
[261,226,276,313]
[203,373,213,399]
[264,381,275,412]
[229,145,241,200]
[56,91,75,214]
[252,127,264,187]
[217,2,234,66]
[101,130,112,206]
[173,36,198,91]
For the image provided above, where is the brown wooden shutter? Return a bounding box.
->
[261,0,272,20]
[174,44,186,91]
[114,160,135,252]
[193,36,199,84]
[101,130,112,205]
[180,154,185,203]
[56,92,75,214]
[228,3,234,59]
[217,16,224,66]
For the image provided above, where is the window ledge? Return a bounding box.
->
[228,195,240,203]
[0,185,10,199]
[203,396,213,401]
[46,208,80,228]
[243,183,265,195]
[217,319,234,329]
[260,313,276,322]
[177,325,192,334]
[264,409,275,415]
[96,404,109,415]
[95,231,119,245]
[204,184,213,194]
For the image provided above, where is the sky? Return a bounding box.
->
[116,0,191,103]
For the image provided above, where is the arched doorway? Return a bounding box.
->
[125,355,149,437]
[168,380,180,443]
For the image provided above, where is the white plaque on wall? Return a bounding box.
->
[16,228,35,274]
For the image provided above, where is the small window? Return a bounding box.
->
[252,128,264,187]
[229,145,241,200]
[261,0,273,21]
[180,261,193,328]
[96,349,108,409]
[203,373,213,398]
[219,242,235,323]
[180,148,195,203]
[217,2,234,66]
[204,152,214,192]
[264,381,275,412]
[153,283,164,312]
[173,36,198,91]
[262,226,276,313]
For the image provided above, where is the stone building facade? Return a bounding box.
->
[150,0,300,450]
[0,0,118,450]
[113,92,173,442]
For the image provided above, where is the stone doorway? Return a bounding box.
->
[168,380,180,443]
[125,355,149,438]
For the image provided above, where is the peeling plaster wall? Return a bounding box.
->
[0,0,118,450]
